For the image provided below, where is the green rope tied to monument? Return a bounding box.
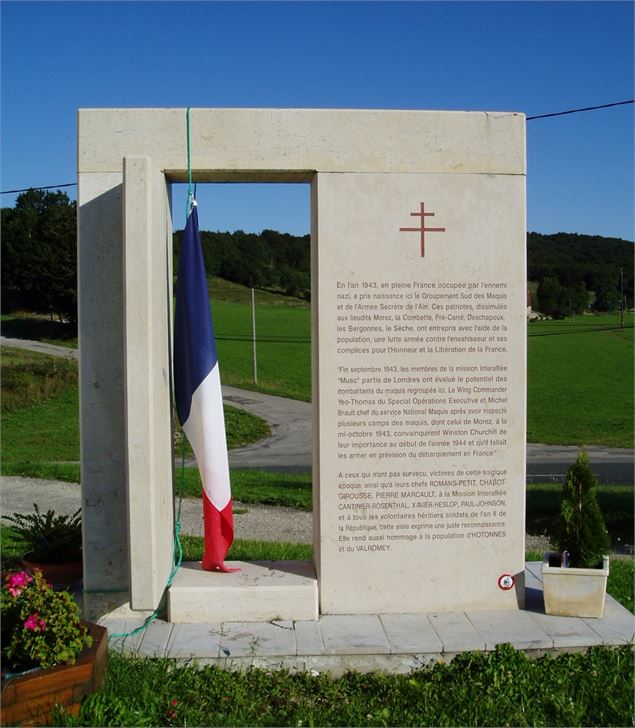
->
[185,106,194,217]
[108,110,192,641]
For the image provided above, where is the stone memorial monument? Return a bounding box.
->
[77,108,525,621]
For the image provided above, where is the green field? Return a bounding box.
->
[2,301,633,447]
[527,314,633,446]
[212,304,634,446]
[0,347,270,465]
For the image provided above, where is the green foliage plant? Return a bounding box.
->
[557,451,610,568]
[1,569,91,671]
[3,504,82,564]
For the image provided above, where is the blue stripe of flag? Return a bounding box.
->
[174,205,218,426]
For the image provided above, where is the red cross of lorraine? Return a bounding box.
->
[399,201,446,257]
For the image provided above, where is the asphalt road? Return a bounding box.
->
[2,336,633,482]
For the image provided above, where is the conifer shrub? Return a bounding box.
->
[557,451,610,568]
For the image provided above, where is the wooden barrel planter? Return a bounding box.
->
[1,622,107,726]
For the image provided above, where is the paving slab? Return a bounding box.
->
[166,623,223,659]
[295,620,324,656]
[427,612,486,653]
[466,609,553,650]
[583,596,635,645]
[98,617,146,654]
[319,614,391,655]
[136,619,174,657]
[528,611,604,649]
[379,613,443,654]
[219,620,296,657]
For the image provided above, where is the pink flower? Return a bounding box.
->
[6,571,32,597]
[23,613,45,632]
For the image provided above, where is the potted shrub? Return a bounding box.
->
[1,569,107,726]
[3,505,83,587]
[542,451,611,618]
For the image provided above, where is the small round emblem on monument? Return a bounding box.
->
[497,574,515,590]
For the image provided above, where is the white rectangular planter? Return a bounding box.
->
[542,554,609,618]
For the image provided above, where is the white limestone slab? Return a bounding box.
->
[319,615,391,654]
[315,170,526,615]
[583,596,635,644]
[79,108,525,623]
[295,620,324,656]
[97,617,146,654]
[528,612,604,648]
[136,619,174,657]
[79,108,525,177]
[466,610,552,650]
[219,621,296,657]
[379,613,443,653]
[428,612,486,652]
[168,561,318,623]
[166,623,223,659]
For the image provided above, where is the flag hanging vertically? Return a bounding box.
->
[174,201,237,572]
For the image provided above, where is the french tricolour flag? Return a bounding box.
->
[174,201,237,572]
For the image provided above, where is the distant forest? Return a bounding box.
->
[176,227,634,315]
[527,231,633,317]
[174,228,311,300]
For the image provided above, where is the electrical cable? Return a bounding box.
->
[526,99,633,120]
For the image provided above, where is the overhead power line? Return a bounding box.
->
[1,182,77,195]
[2,100,633,194]
[526,99,634,120]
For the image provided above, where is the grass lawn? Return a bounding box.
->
[527,313,634,447]
[3,303,634,445]
[0,346,270,465]
[55,644,633,727]
[213,299,311,401]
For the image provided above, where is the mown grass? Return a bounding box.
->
[527,313,634,447]
[176,467,312,509]
[55,643,634,727]
[0,347,270,464]
[4,304,634,444]
[213,299,311,401]
[180,534,313,562]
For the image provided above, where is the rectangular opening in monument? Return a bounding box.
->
[170,182,313,553]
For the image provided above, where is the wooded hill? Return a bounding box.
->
[527,231,633,316]
[173,227,311,300]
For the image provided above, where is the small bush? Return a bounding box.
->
[557,451,610,568]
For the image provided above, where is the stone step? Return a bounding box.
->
[168,560,319,623]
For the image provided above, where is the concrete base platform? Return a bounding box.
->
[101,562,635,676]
[168,561,318,623]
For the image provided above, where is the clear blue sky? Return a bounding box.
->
[2,0,633,240]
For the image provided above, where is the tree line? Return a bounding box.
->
[173,227,311,300]
[528,231,633,317]
[1,191,632,325]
